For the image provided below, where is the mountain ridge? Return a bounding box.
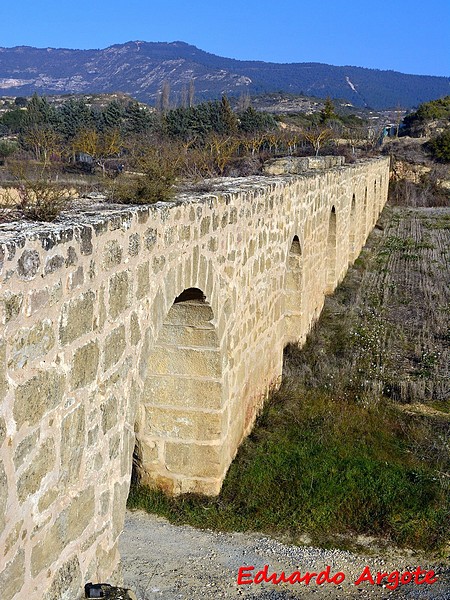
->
[0,41,448,109]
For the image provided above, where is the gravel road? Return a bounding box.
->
[119,510,449,600]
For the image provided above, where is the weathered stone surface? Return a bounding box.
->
[2,292,23,323]
[17,249,40,279]
[165,441,224,479]
[128,233,140,256]
[101,394,118,433]
[31,517,65,577]
[103,325,126,371]
[9,319,55,370]
[147,346,221,378]
[59,291,95,345]
[14,430,39,469]
[66,486,95,541]
[0,339,6,399]
[71,340,99,389]
[144,377,222,410]
[4,519,23,556]
[0,415,6,445]
[136,262,149,299]
[0,460,7,531]
[14,370,65,428]
[108,271,129,318]
[129,312,141,346]
[60,404,85,484]
[145,406,225,441]
[0,549,25,600]
[103,239,123,269]
[44,254,65,275]
[43,556,82,600]
[17,438,55,502]
[112,481,129,540]
[67,265,84,289]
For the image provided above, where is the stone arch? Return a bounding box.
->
[285,235,304,343]
[325,206,337,294]
[348,193,357,265]
[135,286,226,496]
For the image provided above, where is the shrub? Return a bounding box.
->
[426,128,450,163]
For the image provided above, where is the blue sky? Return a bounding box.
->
[1,0,449,76]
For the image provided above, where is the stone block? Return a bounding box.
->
[59,290,95,345]
[38,487,59,512]
[157,323,217,347]
[108,271,130,318]
[0,339,6,399]
[4,520,23,556]
[164,301,214,327]
[0,549,25,600]
[101,395,119,433]
[66,485,95,541]
[103,239,123,270]
[17,438,55,502]
[14,430,39,469]
[9,319,55,370]
[71,340,99,389]
[14,370,65,428]
[143,376,222,410]
[44,254,64,275]
[17,249,40,279]
[147,346,222,378]
[60,404,85,485]
[136,262,149,300]
[31,516,65,577]
[112,481,129,540]
[130,312,141,346]
[43,556,82,600]
[67,265,84,290]
[165,441,224,479]
[0,415,6,445]
[144,406,225,441]
[2,292,23,324]
[128,232,140,256]
[0,460,7,532]
[103,325,126,371]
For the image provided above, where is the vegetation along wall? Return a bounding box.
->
[0,156,389,599]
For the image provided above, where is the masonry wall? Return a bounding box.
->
[0,157,389,599]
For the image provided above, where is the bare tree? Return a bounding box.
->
[188,79,195,108]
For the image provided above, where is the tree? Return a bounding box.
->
[302,126,334,156]
[319,97,338,124]
[426,128,450,162]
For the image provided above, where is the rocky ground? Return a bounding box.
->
[119,510,449,600]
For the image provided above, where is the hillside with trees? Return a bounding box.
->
[0,41,448,109]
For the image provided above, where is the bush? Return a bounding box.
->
[112,146,179,204]
[426,128,450,162]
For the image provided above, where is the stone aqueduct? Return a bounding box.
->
[0,157,389,599]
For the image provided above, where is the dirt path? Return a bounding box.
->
[119,510,449,600]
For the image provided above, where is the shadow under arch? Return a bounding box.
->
[135,286,226,496]
[285,235,304,344]
[325,206,337,294]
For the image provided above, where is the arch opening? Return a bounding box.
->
[325,207,337,294]
[135,287,225,495]
[285,235,304,343]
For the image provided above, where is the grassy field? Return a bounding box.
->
[128,204,449,554]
